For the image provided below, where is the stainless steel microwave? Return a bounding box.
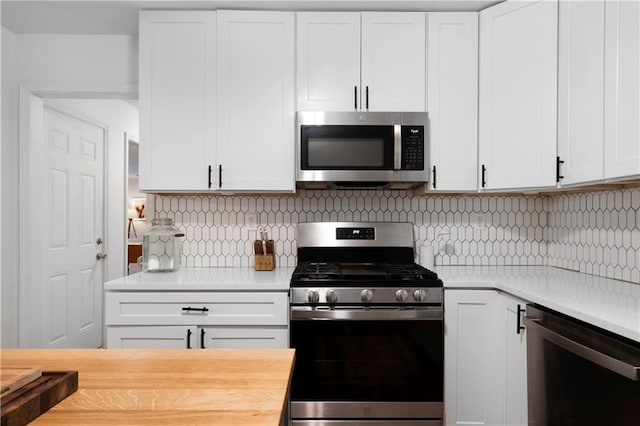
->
[296,111,429,189]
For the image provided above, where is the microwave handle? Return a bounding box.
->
[394,124,402,170]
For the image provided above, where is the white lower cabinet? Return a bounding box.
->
[107,325,288,349]
[444,289,527,426]
[105,291,288,349]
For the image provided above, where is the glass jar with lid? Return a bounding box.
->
[142,217,184,272]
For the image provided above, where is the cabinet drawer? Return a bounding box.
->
[105,292,288,326]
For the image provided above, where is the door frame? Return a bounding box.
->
[18,83,137,347]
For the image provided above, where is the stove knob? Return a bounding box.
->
[413,289,427,302]
[307,290,320,304]
[395,289,409,302]
[326,289,338,304]
[361,289,373,303]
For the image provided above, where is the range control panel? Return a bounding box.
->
[401,126,425,170]
[336,227,375,240]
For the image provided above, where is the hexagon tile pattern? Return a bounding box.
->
[154,189,548,270]
[154,187,640,284]
[547,188,640,284]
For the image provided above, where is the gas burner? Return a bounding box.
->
[292,262,341,281]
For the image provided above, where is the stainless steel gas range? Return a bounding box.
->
[289,222,444,426]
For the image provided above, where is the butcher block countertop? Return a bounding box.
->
[0,348,295,425]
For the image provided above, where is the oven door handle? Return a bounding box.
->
[524,315,640,381]
[290,307,443,321]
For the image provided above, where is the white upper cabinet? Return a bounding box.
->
[604,0,640,180]
[427,12,478,192]
[139,11,216,192]
[557,0,605,186]
[296,12,361,111]
[479,0,558,191]
[297,12,426,112]
[361,12,426,111]
[216,10,295,192]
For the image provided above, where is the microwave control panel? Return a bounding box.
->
[401,126,424,170]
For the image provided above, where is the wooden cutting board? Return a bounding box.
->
[1,367,42,395]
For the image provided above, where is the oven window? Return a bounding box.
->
[300,125,394,170]
[290,319,443,402]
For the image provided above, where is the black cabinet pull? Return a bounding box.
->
[432,165,437,189]
[186,329,192,349]
[218,164,223,188]
[516,304,525,335]
[208,165,212,188]
[200,328,206,349]
[481,164,487,188]
[182,306,209,313]
[556,156,565,183]
[354,86,358,110]
[365,86,369,110]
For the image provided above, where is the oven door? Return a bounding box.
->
[289,306,444,424]
[525,305,640,426]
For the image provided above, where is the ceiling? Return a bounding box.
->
[2,0,502,35]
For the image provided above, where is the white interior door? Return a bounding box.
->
[27,105,106,348]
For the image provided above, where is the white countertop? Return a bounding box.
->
[104,267,294,291]
[105,265,640,343]
[437,265,640,343]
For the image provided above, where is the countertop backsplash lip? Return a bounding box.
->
[152,186,639,285]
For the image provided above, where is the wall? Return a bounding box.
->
[547,187,640,283]
[2,26,18,348]
[16,34,137,88]
[1,28,137,347]
[154,190,548,269]
[155,188,640,285]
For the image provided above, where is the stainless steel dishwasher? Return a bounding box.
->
[525,304,640,425]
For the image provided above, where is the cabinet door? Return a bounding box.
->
[557,0,605,185]
[604,0,640,179]
[107,326,196,349]
[296,12,361,111]
[444,290,503,425]
[198,326,288,349]
[479,0,558,190]
[138,11,216,191]
[427,12,478,191]
[216,11,295,192]
[498,293,528,426]
[361,12,426,111]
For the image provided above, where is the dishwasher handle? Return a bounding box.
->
[524,313,640,381]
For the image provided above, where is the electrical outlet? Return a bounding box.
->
[245,212,258,230]
[472,213,488,231]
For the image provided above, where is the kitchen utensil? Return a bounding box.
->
[261,229,268,255]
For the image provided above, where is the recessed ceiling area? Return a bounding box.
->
[2,0,503,35]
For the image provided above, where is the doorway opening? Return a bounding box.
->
[19,86,137,348]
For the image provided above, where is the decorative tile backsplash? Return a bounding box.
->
[154,189,548,269]
[547,188,640,284]
[154,187,640,284]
